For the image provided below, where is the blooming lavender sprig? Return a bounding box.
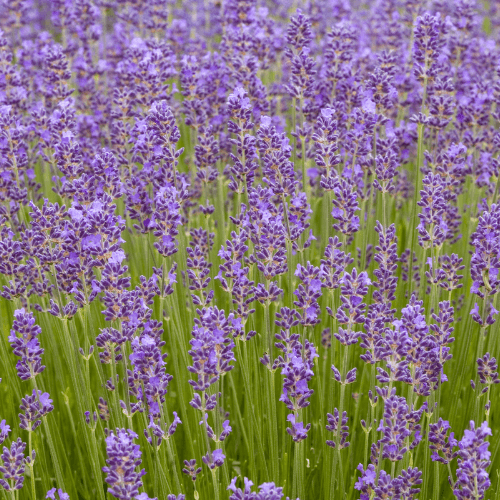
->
[469,203,500,328]
[102,429,146,500]
[227,475,298,500]
[274,308,317,442]
[417,173,447,250]
[428,418,458,465]
[127,332,173,420]
[0,421,10,446]
[151,181,189,258]
[473,353,500,417]
[368,386,425,468]
[355,464,422,500]
[182,458,202,483]
[326,409,350,449]
[227,87,258,196]
[330,177,360,238]
[293,262,322,327]
[413,13,446,86]
[187,231,214,307]
[8,308,45,380]
[145,411,182,448]
[46,488,70,499]
[313,108,340,180]
[0,438,26,492]
[454,421,492,500]
[19,390,54,432]
[257,116,297,198]
[333,268,371,345]
[202,449,226,470]
[320,236,353,292]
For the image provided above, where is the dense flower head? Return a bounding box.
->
[127,332,173,419]
[19,389,53,431]
[102,428,146,500]
[293,262,322,326]
[476,353,500,389]
[0,438,26,492]
[326,408,350,449]
[429,418,458,465]
[8,308,44,380]
[454,421,492,500]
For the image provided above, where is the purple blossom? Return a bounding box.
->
[0,438,26,491]
[454,421,492,500]
[102,429,146,500]
[46,488,70,500]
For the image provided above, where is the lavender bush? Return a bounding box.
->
[0,1,498,499]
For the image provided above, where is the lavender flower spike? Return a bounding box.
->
[46,488,70,499]
[102,429,146,500]
[0,438,26,491]
[454,421,492,500]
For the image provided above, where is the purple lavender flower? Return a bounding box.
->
[188,306,237,403]
[182,459,202,483]
[326,409,350,449]
[355,464,422,499]
[102,429,146,500]
[470,203,500,327]
[412,13,446,84]
[202,448,225,470]
[258,116,297,198]
[127,332,173,419]
[334,268,371,345]
[320,236,353,291]
[227,87,258,195]
[477,353,500,388]
[313,108,340,180]
[428,418,458,465]
[373,148,398,194]
[0,421,10,445]
[228,475,298,500]
[286,414,311,443]
[417,173,447,250]
[437,254,464,292]
[293,262,322,327]
[454,421,492,500]
[0,438,26,491]
[19,390,54,431]
[330,177,360,237]
[8,308,45,380]
[46,488,70,500]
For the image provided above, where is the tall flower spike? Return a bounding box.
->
[454,421,492,500]
[293,262,322,327]
[314,108,341,180]
[102,429,146,500]
[8,308,45,381]
[428,418,458,465]
[227,87,258,196]
[334,268,371,345]
[0,438,26,492]
[19,390,54,432]
[330,177,360,237]
[325,409,350,449]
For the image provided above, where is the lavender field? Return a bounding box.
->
[0,0,499,499]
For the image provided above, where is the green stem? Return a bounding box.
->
[28,430,36,500]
